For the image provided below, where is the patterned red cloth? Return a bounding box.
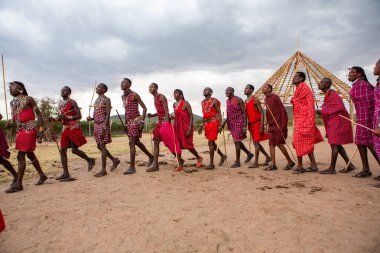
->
[291,82,323,156]
[321,89,353,145]
[59,99,87,149]
[123,91,141,138]
[174,100,194,149]
[226,96,246,142]
[202,98,220,141]
[14,106,37,152]
[349,80,375,145]
[93,96,111,145]
[265,94,288,146]
[245,97,268,142]
[0,209,5,232]
[374,86,380,157]
[153,94,166,141]
[0,128,10,159]
[160,122,181,154]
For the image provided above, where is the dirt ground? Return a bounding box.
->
[0,129,380,253]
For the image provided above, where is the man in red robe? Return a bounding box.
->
[171,89,203,171]
[198,87,227,169]
[52,86,95,181]
[244,84,271,168]
[86,83,120,177]
[317,77,357,174]
[120,78,153,174]
[291,72,323,173]
[5,81,47,193]
[147,83,178,172]
[262,84,295,170]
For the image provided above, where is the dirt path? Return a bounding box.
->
[1,134,380,253]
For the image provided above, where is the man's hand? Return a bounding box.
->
[86,116,92,122]
[316,109,321,115]
[147,113,153,118]
[198,127,203,135]
[260,125,264,134]
[375,127,380,137]
[186,128,191,137]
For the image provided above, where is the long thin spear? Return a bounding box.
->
[1,55,11,145]
[88,81,97,136]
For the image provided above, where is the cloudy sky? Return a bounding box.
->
[0,0,379,117]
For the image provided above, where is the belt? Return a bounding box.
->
[204,116,218,123]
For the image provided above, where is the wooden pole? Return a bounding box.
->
[338,114,375,133]
[344,146,358,171]
[1,55,11,146]
[148,118,153,153]
[88,81,97,136]
[222,112,227,161]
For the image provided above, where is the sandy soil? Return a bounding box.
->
[1,129,380,253]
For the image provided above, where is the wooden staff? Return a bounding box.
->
[344,146,358,171]
[338,114,375,133]
[265,102,297,162]
[1,55,11,145]
[249,132,252,152]
[88,81,97,136]
[147,117,153,153]
[222,112,227,161]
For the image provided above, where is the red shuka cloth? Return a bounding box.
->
[321,89,353,145]
[291,82,323,156]
[160,122,181,154]
[15,107,37,152]
[59,99,87,149]
[174,100,194,149]
[265,94,288,146]
[0,209,5,232]
[202,98,220,141]
[245,97,268,142]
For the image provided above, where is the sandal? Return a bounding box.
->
[5,185,23,193]
[283,162,295,170]
[110,158,120,171]
[319,168,337,174]
[264,165,277,171]
[205,164,215,170]
[248,163,259,168]
[353,170,372,178]
[262,157,271,166]
[88,158,96,172]
[374,175,380,181]
[305,167,319,173]
[230,162,241,168]
[94,170,107,177]
[218,155,227,166]
[174,167,184,172]
[339,165,356,173]
[244,153,254,164]
[292,167,306,174]
[35,175,48,185]
[373,183,380,188]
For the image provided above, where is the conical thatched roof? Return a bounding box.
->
[254,51,351,108]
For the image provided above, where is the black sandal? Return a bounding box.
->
[35,175,48,185]
[264,165,277,171]
[292,167,306,174]
[5,185,23,193]
[283,162,295,170]
[110,158,120,171]
[353,170,372,178]
[305,167,319,173]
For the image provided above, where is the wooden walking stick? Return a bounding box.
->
[1,55,11,145]
[338,114,375,133]
[222,112,227,161]
[344,146,358,171]
[88,81,97,136]
[147,117,153,153]
[265,102,297,162]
